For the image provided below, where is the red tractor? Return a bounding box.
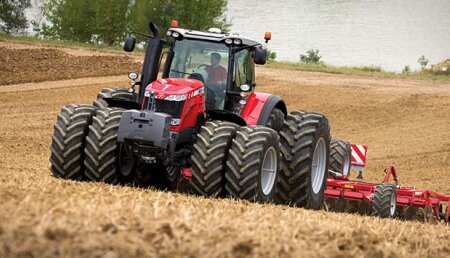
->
[49,22,331,209]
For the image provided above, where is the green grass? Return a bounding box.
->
[267,61,450,81]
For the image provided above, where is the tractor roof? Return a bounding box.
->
[168,27,261,47]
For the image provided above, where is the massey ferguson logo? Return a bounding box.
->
[156,93,165,99]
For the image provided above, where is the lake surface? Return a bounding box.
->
[227,0,450,71]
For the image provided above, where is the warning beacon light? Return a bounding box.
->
[264,32,272,43]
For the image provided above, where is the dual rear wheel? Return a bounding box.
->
[275,111,331,209]
[190,122,280,202]
[190,110,331,208]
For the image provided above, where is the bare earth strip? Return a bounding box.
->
[0,75,127,93]
[1,43,450,257]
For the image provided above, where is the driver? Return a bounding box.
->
[205,53,227,85]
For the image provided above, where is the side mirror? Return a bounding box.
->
[123,35,136,52]
[253,46,267,65]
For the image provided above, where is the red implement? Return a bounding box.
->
[325,164,450,223]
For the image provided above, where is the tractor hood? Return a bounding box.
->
[145,78,204,100]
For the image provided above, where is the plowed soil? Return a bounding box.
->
[0,46,141,85]
[1,42,450,258]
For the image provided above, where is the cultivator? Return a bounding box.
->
[325,143,450,224]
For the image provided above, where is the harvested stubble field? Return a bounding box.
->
[1,42,450,258]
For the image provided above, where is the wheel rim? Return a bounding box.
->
[342,147,351,177]
[390,192,396,217]
[119,144,134,176]
[261,146,277,196]
[312,138,327,194]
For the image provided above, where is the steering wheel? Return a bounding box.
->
[188,64,210,83]
[195,64,209,70]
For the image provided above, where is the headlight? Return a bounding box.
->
[233,39,242,45]
[165,94,187,101]
[128,72,138,80]
[240,84,250,91]
[172,32,180,38]
[166,31,172,36]
[171,119,181,126]
[225,38,233,44]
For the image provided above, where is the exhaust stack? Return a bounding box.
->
[139,22,164,103]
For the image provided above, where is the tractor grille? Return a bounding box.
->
[143,97,184,119]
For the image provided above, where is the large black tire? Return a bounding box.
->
[275,111,331,209]
[371,183,397,218]
[265,108,285,133]
[329,139,352,177]
[84,108,124,184]
[225,126,280,203]
[50,104,96,180]
[93,88,136,109]
[190,121,239,197]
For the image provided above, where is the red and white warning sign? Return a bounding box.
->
[351,144,368,171]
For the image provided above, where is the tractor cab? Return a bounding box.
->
[123,22,271,129]
[161,26,267,113]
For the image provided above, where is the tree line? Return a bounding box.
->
[0,0,230,45]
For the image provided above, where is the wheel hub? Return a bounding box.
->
[261,147,277,195]
[311,138,326,194]
[390,192,397,216]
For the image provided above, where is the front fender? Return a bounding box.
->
[240,92,287,126]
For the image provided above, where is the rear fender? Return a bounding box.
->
[240,92,287,126]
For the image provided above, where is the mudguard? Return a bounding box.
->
[241,92,287,126]
[206,110,246,126]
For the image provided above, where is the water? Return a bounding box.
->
[227,0,450,72]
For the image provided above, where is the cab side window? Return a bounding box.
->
[233,49,254,90]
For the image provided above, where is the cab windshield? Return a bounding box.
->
[168,39,229,110]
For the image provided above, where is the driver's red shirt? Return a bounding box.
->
[205,65,227,84]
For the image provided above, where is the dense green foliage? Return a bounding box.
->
[40,0,229,45]
[130,0,229,37]
[299,49,322,64]
[418,55,429,70]
[42,0,131,44]
[0,0,31,34]
[266,49,277,62]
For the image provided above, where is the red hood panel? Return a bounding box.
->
[146,78,204,98]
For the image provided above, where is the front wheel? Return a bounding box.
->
[49,104,96,180]
[84,108,124,184]
[190,121,239,197]
[225,126,280,203]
